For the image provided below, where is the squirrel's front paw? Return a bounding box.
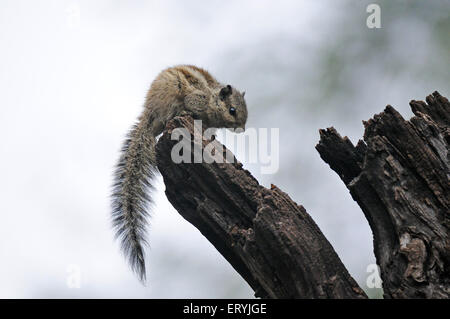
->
[179,110,193,117]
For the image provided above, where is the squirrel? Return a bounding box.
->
[111,65,248,282]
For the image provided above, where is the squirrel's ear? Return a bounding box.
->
[219,85,232,101]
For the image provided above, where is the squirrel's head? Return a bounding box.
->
[212,84,248,131]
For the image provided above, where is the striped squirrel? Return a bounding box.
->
[111,65,248,282]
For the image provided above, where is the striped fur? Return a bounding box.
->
[111,114,156,282]
[111,65,247,282]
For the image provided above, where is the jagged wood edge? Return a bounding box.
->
[155,116,367,299]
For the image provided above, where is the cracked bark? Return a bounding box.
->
[316,91,450,298]
[156,116,366,299]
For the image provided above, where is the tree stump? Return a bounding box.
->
[155,91,449,299]
[316,91,449,298]
[156,116,366,299]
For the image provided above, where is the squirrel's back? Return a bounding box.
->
[141,65,221,134]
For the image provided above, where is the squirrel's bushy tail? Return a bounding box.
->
[111,114,156,282]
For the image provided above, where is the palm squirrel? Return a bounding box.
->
[111,65,248,282]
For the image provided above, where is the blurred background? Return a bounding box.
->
[0,0,448,298]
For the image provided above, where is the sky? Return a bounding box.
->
[0,0,448,298]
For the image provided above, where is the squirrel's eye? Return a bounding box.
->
[229,107,236,116]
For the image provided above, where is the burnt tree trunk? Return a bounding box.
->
[156,116,366,299]
[155,91,449,299]
[316,91,449,298]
